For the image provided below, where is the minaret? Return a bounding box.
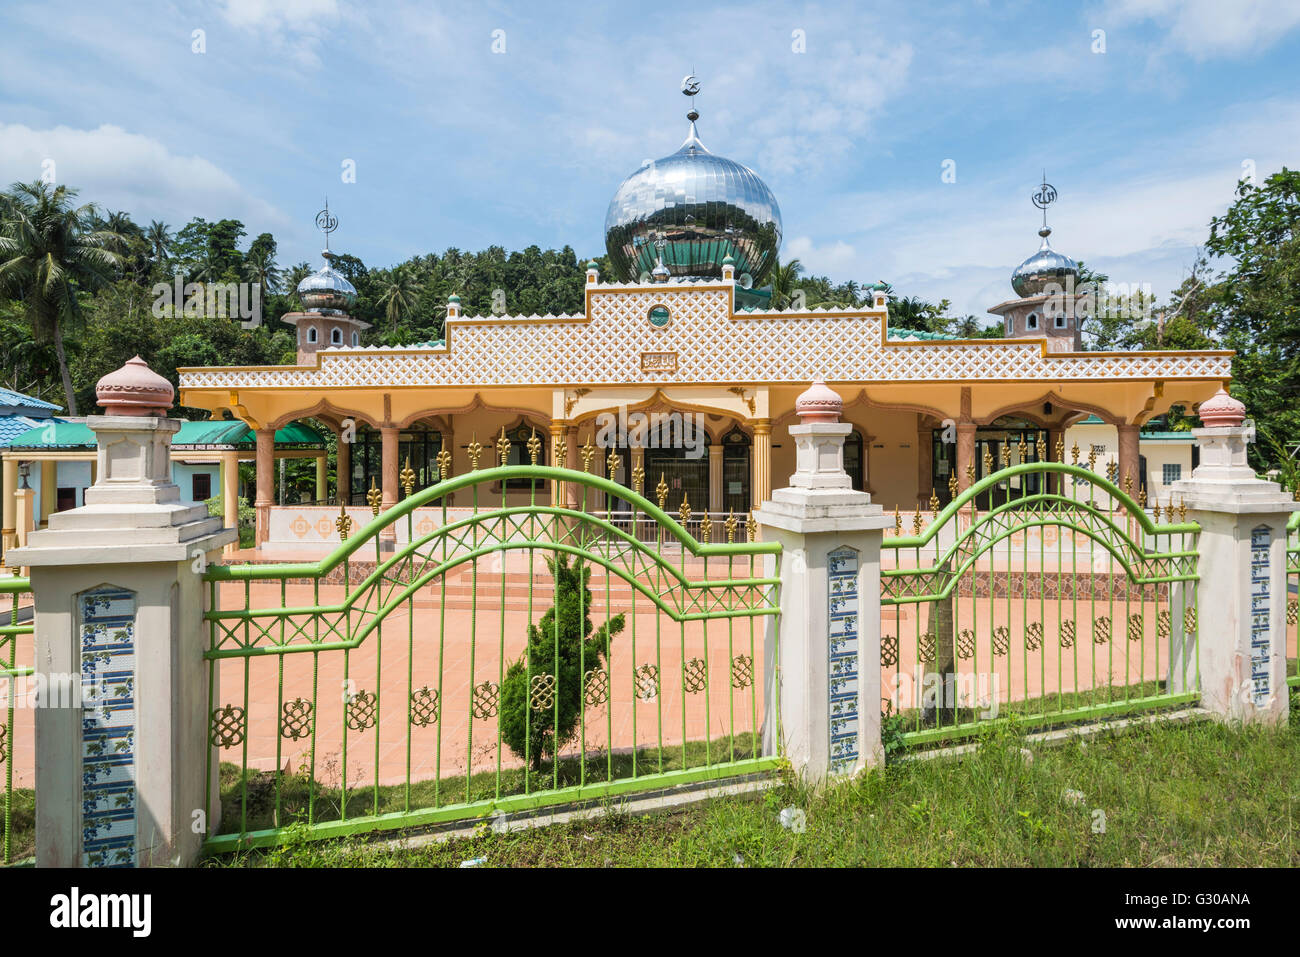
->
[283,201,371,364]
[987,175,1084,352]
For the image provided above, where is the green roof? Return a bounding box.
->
[7,419,325,450]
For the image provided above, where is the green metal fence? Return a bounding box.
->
[881,457,1200,748]
[1287,510,1299,691]
[202,452,781,853]
[0,577,33,865]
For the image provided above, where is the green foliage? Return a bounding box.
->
[499,554,625,770]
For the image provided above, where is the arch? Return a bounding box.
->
[330,327,343,345]
[351,331,359,347]
[395,392,550,430]
[977,391,1124,427]
[306,326,318,344]
[268,399,380,432]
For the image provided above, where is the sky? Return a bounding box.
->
[2,0,1299,322]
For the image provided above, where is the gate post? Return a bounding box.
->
[9,358,235,866]
[754,382,891,783]
[1169,388,1299,724]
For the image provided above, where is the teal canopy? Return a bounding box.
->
[7,419,326,450]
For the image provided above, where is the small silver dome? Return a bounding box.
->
[605,121,782,285]
[297,258,358,314]
[1011,228,1077,297]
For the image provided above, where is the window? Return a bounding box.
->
[1005,318,1013,335]
[56,487,77,512]
[1162,463,1182,485]
[330,327,343,345]
[844,429,865,492]
[192,473,212,501]
[306,326,318,343]
[1026,312,1039,330]
[1054,312,1067,329]
[351,331,359,346]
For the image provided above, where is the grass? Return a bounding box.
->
[215,733,764,837]
[210,695,1300,868]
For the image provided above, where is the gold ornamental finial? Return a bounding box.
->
[894,506,902,535]
[335,503,353,541]
[1001,443,1011,466]
[698,513,712,541]
[1178,497,1186,522]
[1151,495,1159,520]
[436,447,452,480]
[1139,487,1147,508]
[1124,472,1133,496]
[725,512,738,543]
[655,473,668,509]
[746,512,758,542]
[400,455,416,497]
[1106,461,1117,482]
[948,474,958,499]
[929,489,940,517]
[1018,438,1028,462]
[632,464,645,495]
[982,448,993,475]
[679,493,692,527]
[1165,501,1175,522]
[1036,436,1046,460]
[606,446,620,479]
[496,427,511,467]
[580,435,597,472]
[1054,436,1064,461]
[1071,441,1080,464]
[366,477,381,515]
[1087,447,1098,472]
[467,434,482,470]
[912,508,923,535]
[965,464,975,486]
[526,429,541,465]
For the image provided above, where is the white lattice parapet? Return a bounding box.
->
[178,284,1233,391]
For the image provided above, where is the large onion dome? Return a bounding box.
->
[604,120,782,286]
[1011,226,1078,297]
[296,253,358,314]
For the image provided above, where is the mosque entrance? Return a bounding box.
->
[932,416,1045,508]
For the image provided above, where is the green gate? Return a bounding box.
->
[882,458,1200,748]
[1287,510,1299,693]
[0,577,33,865]
[202,449,781,853]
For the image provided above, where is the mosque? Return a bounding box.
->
[171,88,1232,553]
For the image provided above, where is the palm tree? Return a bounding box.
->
[768,257,804,310]
[242,244,282,295]
[376,267,421,330]
[146,220,172,267]
[0,181,125,415]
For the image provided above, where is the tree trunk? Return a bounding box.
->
[53,321,78,416]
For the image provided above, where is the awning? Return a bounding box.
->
[6,419,327,451]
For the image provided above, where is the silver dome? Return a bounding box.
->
[1011,228,1077,297]
[297,259,358,314]
[605,122,782,285]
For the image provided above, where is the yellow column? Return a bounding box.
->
[956,422,976,490]
[1,456,16,552]
[916,423,932,507]
[1118,423,1141,495]
[708,443,724,513]
[221,450,240,555]
[254,429,274,547]
[564,425,580,508]
[315,453,327,502]
[381,427,399,509]
[39,457,56,525]
[336,431,351,506]
[750,418,772,509]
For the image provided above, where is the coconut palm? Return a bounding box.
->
[242,243,282,295]
[146,220,172,267]
[768,256,804,310]
[376,266,421,330]
[0,181,126,414]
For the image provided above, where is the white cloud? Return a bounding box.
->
[215,0,343,69]
[786,237,859,275]
[0,123,287,232]
[1103,0,1300,59]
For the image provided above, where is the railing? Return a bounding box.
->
[1287,511,1298,690]
[202,463,781,852]
[0,577,33,865]
[881,461,1200,748]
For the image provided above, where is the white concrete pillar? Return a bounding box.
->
[1169,390,1299,724]
[2,456,16,554]
[9,357,235,867]
[220,449,240,556]
[754,382,891,784]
